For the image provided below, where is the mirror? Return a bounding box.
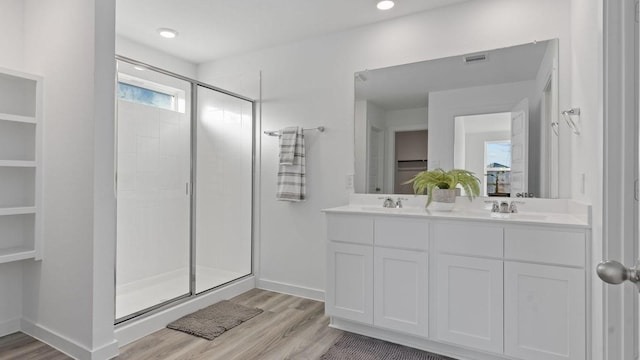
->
[354,39,559,198]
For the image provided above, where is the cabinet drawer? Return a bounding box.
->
[375,217,429,250]
[505,228,585,267]
[435,223,503,257]
[327,214,373,245]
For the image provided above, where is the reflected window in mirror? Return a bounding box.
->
[485,141,511,197]
[454,112,512,197]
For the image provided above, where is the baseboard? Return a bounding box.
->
[257,278,325,302]
[21,318,119,360]
[0,317,21,337]
[115,275,255,347]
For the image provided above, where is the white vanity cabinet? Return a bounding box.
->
[503,228,586,360]
[326,240,374,324]
[374,217,429,337]
[325,214,430,337]
[434,222,504,353]
[325,206,590,360]
[433,222,587,360]
[325,214,374,324]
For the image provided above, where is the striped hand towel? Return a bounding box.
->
[279,126,298,165]
[276,127,305,202]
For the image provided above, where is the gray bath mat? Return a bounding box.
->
[167,300,263,340]
[321,333,456,360]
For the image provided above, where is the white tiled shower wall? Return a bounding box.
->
[116,99,191,287]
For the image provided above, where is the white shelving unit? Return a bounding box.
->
[0,67,42,264]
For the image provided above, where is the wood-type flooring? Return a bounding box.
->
[0,289,343,360]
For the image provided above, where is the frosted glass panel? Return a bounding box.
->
[195,86,253,293]
[115,63,191,321]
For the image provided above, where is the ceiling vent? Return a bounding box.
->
[463,53,488,64]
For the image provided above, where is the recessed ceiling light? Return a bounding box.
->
[157,28,178,39]
[133,65,146,71]
[377,0,395,10]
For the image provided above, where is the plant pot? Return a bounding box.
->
[428,188,457,211]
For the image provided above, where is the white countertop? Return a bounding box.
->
[323,195,591,228]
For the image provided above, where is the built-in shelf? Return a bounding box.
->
[0,160,37,167]
[0,247,36,264]
[0,113,37,124]
[0,206,37,216]
[0,66,42,262]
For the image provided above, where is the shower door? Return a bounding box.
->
[115,61,192,321]
[194,85,253,293]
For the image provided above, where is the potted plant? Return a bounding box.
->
[405,168,481,211]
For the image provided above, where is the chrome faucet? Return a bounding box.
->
[485,200,500,212]
[509,200,525,213]
[395,197,408,208]
[379,197,395,208]
[486,200,524,213]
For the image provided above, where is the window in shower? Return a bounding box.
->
[117,73,183,112]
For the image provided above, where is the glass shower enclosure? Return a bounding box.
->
[114,59,253,322]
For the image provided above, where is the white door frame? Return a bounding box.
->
[602,1,638,359]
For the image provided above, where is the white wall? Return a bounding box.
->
[367,102,386,192]
[531,40,560,198]
[117,36,197,79]
[354,100,367,192]
[428,80,535,170]
[0,0,26,337]
[15,0,118,358]
[0,262,22,335]
[570,0,603,358]
[385,107,427,129]
[0,0,24,70]
[197,0,572,298]
[384,107,428,193]
[354,100,386,193]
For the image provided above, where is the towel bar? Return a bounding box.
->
[263,126,325,136]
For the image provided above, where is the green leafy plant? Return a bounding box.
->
[405,168,481,205]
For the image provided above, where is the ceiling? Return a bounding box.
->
[355,40,553,110]
[116,0,472,64]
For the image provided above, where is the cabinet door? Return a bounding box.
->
[504,262,585,360]
[374,247,428,337]
[436,254,503,353]
[326,242,373,324]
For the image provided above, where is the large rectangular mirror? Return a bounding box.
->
[354,39,560,198]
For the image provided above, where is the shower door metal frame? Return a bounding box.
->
[114,55,256,325]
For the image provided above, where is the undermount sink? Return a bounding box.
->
[359,206,425,214]
[456,210,548,221]
[490,212,548,221]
